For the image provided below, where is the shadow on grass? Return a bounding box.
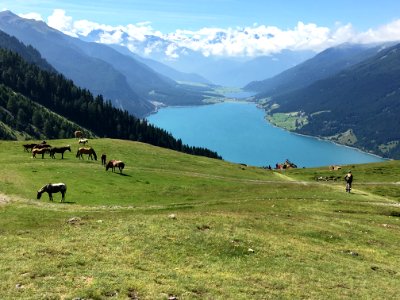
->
[108,172,131,177]
[61,201,76,204]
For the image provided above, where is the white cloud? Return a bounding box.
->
[354,19,400,43]
[35,9,400,58]
[47,9,77,37]
[18,12,43,21]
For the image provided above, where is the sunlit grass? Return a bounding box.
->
[0,139,399,299]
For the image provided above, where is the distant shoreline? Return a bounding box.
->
[147,98,387,163]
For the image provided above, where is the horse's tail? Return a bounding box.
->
[76,149,80,158]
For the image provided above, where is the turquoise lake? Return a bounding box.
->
[147,102,384,167]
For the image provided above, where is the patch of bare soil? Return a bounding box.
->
[0,193,11,205]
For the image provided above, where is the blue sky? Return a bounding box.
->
[3,0,400,32]
[2,1,400,58]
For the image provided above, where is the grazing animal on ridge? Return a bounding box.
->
[50,146,71,159]
[74,130,83,139]
[106,160,125,173]
[37,183,67,202]
[78,138,88,145]
[32,147,50,159]
[76,147,97,160]
[101,153,107,166]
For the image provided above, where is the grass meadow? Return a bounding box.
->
[0,139,399,299]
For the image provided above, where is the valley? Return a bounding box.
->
[0,5,399,299]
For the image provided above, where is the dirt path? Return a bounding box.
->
[0,193,11,205]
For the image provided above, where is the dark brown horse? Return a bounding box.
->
[37,183,67,202]
[101,153,107,166]
[50,146,71,159]
[23,143,38,152]
[76,147,97,160]
[106,160,125,173]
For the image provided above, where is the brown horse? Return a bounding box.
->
[32,147,50,158]
[37,183,67,202]
[50,146,71,159]
[76,147,97,160]
[106,160,125,173]
[74,130,83,139]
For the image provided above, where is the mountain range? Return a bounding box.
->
[250,42,400,159]
[0,34,221,159]
[244,42,394,96]
[0,11,220,117]
[77,25,315,87]
[1,10,399,159]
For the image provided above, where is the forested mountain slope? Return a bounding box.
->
[0,84,93,140]
[0,48,221,159]
[268,42,400,159]
[0,11,152,116]
[245,43,390,96]
[0,30,55,73]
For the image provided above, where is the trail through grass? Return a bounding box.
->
[0,139,399,299]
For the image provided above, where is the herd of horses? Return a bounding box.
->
[26,132,125,202]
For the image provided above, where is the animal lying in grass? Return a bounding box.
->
[106,160,125,173]
[37,183,67,202]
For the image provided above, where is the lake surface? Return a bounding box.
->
[147,102,384,167]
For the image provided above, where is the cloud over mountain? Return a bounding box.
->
[17,9,400,59]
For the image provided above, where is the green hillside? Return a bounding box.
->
[0,139,399,299]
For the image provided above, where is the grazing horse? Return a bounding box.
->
[32,147,50,158]
[101,153,107,166]
[23,143,38,152]
[37,183,67,202]
[78,138,89,145]
[50,146,71,159]
[76,147,97,160]
[74,130,83,139]
[106,160,125,173]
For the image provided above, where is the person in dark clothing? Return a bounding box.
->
[344,170,353,193]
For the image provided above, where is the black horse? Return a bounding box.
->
[50,146,71,159]
[37,183,67,202]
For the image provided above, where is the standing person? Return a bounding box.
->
[344,170,353,193]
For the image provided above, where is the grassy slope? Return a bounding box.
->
[0,139,399,299]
